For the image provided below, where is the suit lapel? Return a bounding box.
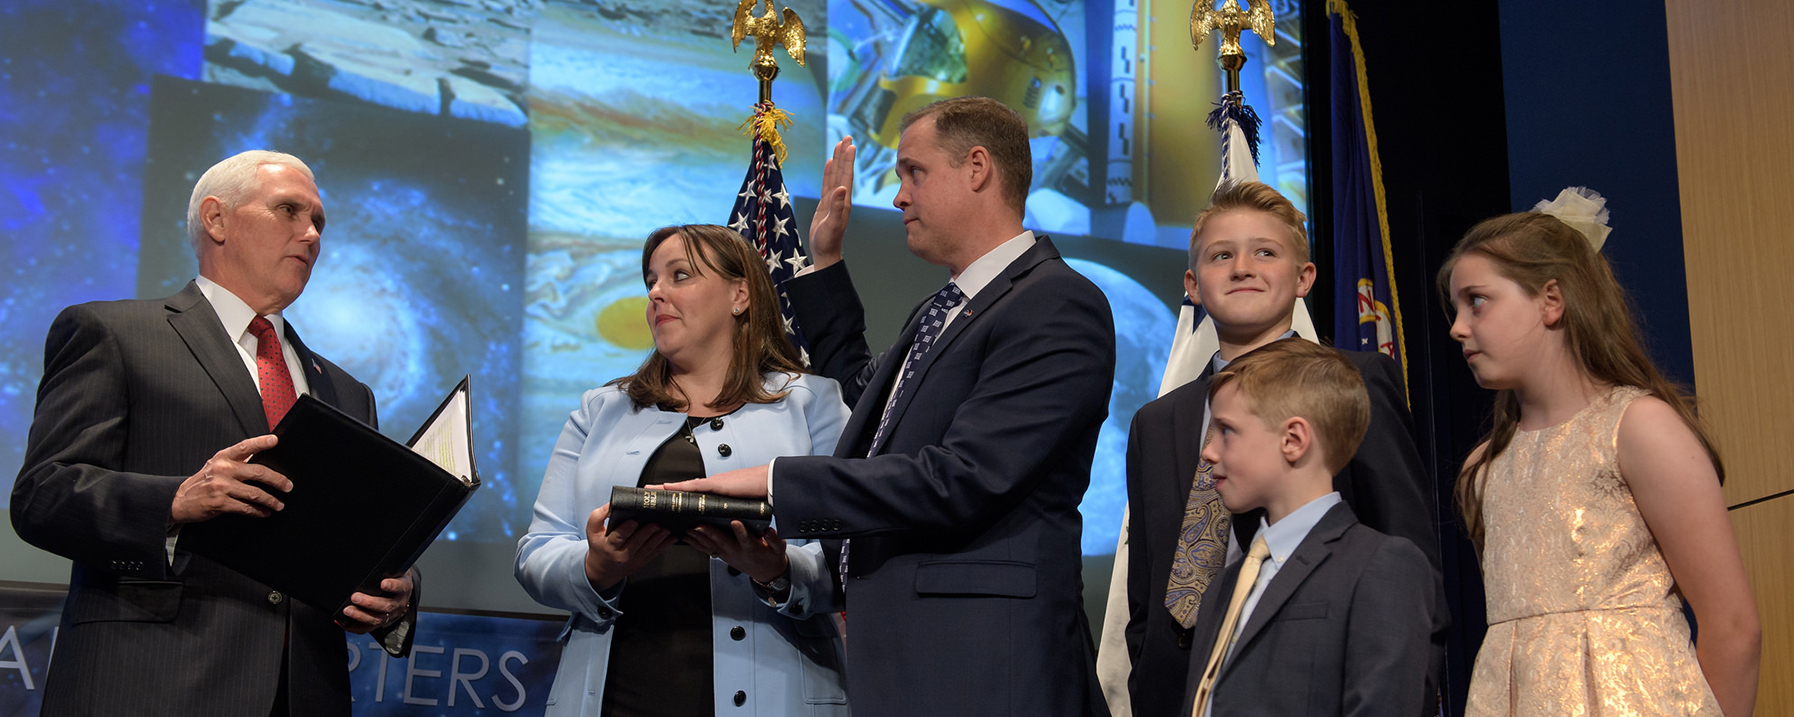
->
[871,238,1058,452]
[883,267,1008,414]
[924,255,1015,360]
[165,282,269,437]
[846,296,930,456]
[284,321,337,407]
[1171,368,1215,497]
[1224,502,1356,671]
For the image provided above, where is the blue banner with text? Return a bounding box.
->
[0,584,565,716]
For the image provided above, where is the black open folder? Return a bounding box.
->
[183,377,480,620]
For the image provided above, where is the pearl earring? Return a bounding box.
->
[733,308,741,315]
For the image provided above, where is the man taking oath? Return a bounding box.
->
[669,97,1116,717]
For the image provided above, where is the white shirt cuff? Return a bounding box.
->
[765,459,776,507]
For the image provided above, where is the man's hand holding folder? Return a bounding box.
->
[170,435,291,522]
[339,571,416,633]
[180,378,479,631]
[170,432,418,633]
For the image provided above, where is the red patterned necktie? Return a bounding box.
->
[247,317,298,428]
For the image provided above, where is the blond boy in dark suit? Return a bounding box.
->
[1180,339,1438,717]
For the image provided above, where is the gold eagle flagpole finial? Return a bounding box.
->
[731,0,807,104]
[1190,0,1275,95]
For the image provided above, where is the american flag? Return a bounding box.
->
[727,102,810,364]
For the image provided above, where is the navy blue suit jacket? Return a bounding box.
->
[12,283,394,717]
[775,237,1116,717]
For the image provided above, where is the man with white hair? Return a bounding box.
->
[12,150,417,716]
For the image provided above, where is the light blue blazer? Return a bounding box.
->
[516,372,852,716]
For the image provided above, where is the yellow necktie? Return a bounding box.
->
[1191,535,1271,716]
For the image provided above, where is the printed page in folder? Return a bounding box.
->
[408,381,475,485]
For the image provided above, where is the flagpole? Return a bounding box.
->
[726,0,813,362]
[1095,6,1291,713]
[1219,53,1246,95]
[751,32,780,104]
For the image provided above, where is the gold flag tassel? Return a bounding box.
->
[738,103,794,167]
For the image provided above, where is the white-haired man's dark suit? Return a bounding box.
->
[12,282,408,716]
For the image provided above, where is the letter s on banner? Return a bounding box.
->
[493,650,528,712]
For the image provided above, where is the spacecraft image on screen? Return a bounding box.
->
[828,0,1092,235]
[827,0,1305,249]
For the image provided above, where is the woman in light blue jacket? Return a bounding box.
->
[517,224,851,716]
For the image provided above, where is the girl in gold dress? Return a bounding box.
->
[1440,190,1760,716]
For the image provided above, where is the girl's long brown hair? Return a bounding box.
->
[1437,212,1724,551]
[609,224,806,412]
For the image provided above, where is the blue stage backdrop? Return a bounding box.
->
[1,1,1308,709]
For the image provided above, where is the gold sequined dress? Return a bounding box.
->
[1467,386,1721,716]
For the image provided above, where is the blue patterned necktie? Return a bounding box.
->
[867,282,965,456]
[1165,429,1231,629]
[841,282,965,581]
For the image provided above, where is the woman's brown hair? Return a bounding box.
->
[608,224,807,412]
[1437,212,1724,551]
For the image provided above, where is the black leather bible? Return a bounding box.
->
[608,486,771,535]
[183,378,480,619]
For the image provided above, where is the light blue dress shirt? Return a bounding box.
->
[1229,492,1343,651]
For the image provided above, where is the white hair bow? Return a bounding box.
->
[1532,187,1612,251]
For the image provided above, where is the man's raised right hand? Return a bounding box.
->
[170,435,293,524]
[807,135,856,270]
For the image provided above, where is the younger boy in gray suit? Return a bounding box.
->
[1182,338,1439,716]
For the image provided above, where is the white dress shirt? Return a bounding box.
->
[936,230,1036,332]
[196,275,312,399]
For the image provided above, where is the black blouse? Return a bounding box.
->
[600,414,718,717]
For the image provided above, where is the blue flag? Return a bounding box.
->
[727,103,810,364]
[1329,2,1407,397]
